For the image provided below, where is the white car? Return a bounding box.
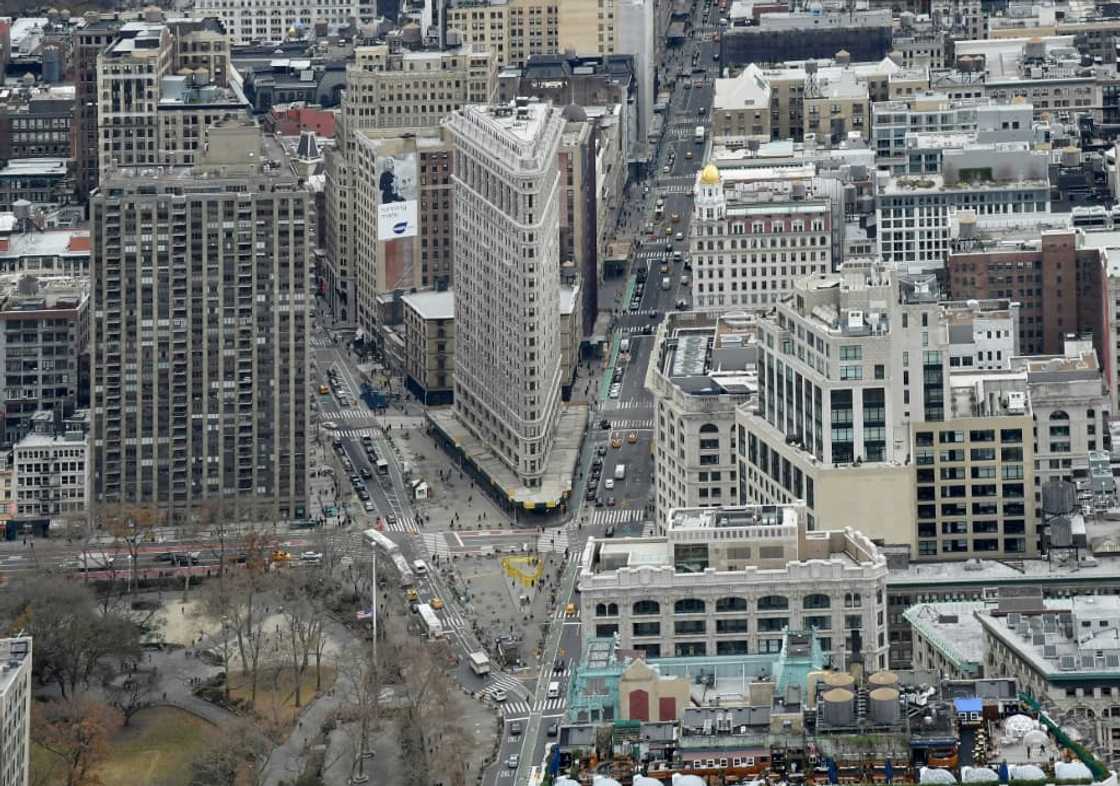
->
[609,387,621,399]
[363,500,376,512]
[490,687,508,702]
[604,478,615,490]
[299,551,322,564]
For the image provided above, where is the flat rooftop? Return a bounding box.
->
[0,637,31,696]
[977,596,1120,678]
[880,172,1049,195]
[0,158,69,177]
[401,289,454,321]
[659,313,758,397]
[902,601,988,669]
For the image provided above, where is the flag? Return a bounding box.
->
[356,609,373,621]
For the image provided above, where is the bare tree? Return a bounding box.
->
[106,666,159,727]
[380,618,468,786]
[333,636,385,785]
[187,716,279,786]
[0,575,139,697]
[99,503,162,595]
[276,571,329,708]
[198,529,276,708]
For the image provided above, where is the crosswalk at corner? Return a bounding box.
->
[604,418,654,430]
[600,399,652,410]
[486,673,530,701]
[536,527,569,554]
[589,508,645,526]
[421,531,452,558]
[500,697,568,717]
[501,700,532,717]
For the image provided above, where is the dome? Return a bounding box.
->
[700,163,720,185]
[562,103,587,122]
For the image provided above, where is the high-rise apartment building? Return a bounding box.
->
[445,100,564,487]
[90,121,309,523]
[0,636,30,786]
[324,42,495,324]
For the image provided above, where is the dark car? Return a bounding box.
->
[585,488,596,502]
[553,658,566,673]
[599,419,610,430]
[605,525,615,538]
[547,722,559,737]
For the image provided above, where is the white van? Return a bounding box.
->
[620,337,631,353]
[547,681,561,698]
[412,559,428,575]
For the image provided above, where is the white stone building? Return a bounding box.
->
[646,311,756,531]
[12,424,88,524]
[191,0,372,43]
[0,636,30,786]
[577,503,890,669]
[690,163,833,310]
[445,100,565,488]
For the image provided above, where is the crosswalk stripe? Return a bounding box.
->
[590,508,645,525]
[489,673,530,699]
[534,697,567,713]
[503,701,532,716]
[601,399,652,410]
[421,532,452,558]
[604,419,654,429]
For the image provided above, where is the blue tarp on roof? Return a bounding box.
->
[955,697,983,713]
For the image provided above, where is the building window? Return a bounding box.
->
[674,598,706,614]
[632,600,660,616]
[804,593,831,609]
[758,595,789,611]
[715,596,748,612]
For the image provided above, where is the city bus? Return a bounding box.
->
[417,603,444,639]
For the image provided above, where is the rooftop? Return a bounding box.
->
[581,505,886,579]
[978,594,1120,679]
[158,75,246,107]
[903,601,989,671]
[0,227,90,260]
[402,289,455,321]
[0,158,69,178]
[879,172,1049,195]
[0,637,31,696]
[657,312,758,397]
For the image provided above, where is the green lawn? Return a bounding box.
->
[33,706,220,786]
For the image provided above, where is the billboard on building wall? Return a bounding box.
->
[376,151,418,241]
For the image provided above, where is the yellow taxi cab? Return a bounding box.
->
[406,588,419,602]
[430,598,444,610]
[319,384,330,395]
[564,603,577,617]
[610,432,622,449]
[627,431,639,444]
[664,226,673,236]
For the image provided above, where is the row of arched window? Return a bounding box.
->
[594,592,863,618]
